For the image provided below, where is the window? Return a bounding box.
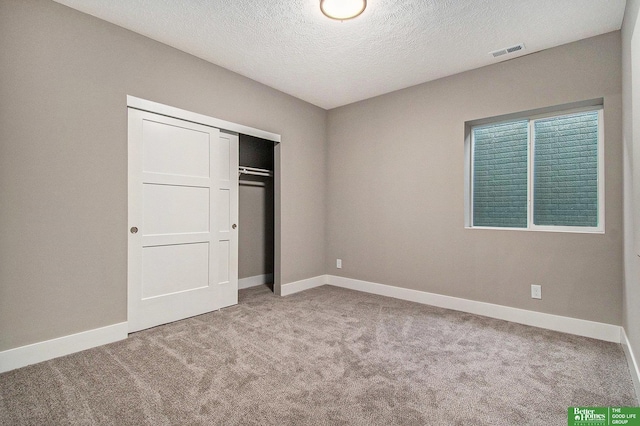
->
[467,107,604,233]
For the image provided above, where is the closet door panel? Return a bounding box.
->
[142,119,210,178]
[143,184,210,235]
[218,134,231,180]
[218,240,230,285]
[142,243,210,299]
[218,189,231,232]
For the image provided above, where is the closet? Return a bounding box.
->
[238,135,275,292]
[128,96,281,331]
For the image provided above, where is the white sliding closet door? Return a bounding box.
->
[216,131,239,309]
[128,108,238,333]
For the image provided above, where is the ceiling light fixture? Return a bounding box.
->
[320,0,367,21]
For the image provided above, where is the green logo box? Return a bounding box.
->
[568,407,640,426]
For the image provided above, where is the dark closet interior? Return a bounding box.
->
[238,135,275,292]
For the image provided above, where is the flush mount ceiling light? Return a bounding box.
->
[320,0,367,21]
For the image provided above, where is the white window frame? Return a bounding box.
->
[466,106,604,234]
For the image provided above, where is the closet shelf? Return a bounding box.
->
[239,166,273,177]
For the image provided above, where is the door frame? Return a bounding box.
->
[126,96,283,325]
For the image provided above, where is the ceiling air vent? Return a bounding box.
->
[490,43,525,58]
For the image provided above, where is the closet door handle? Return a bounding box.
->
[232,224,237,229]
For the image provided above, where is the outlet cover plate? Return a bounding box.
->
[531,284,542,299]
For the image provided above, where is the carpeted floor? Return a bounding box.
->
[0,285,637,425]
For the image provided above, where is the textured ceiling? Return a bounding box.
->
[52,0,626,109]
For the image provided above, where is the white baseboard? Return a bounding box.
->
[281,275,327,296]
[2,277,628,376]
[238,274,274,289]
[0,322,128,373]
[327,275,622,343]
[621,328,640,403]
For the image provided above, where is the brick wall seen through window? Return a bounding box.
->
[469,108,602,232]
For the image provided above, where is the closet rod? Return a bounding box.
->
[238,166,273,177]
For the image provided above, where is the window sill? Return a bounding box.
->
[465,226,604,234]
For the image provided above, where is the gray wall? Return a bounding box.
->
[326,32,623,325]
[623,0,640,374]
[0,0,326,351]
[239,184,271,279]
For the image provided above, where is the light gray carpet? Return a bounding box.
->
[0,285,637,425]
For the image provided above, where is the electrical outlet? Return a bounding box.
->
[531,284,542,299]
[336,259,342,269]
